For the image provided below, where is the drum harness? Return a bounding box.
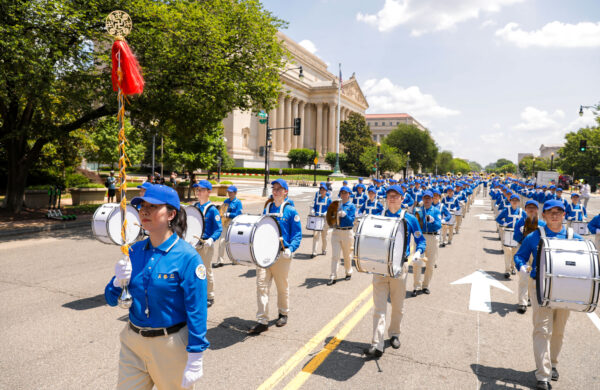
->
[265,200,291,251]
[196,202,218,248]
[364,198,380,216]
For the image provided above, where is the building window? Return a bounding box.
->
[374,122,378,126]
[396,122,399,125]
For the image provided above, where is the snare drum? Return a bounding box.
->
[306,215,325,231]
[354,215,408,278]
[225,215,282,268]
[502,228,518,247]
[536,238,600,312]
[92,203,141,245]
[183,205,204,247]
[572,221,590,236]
[443,214,456,226]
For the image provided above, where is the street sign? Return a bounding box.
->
[451,270,512,312]
[314,157,318,165]
[258,111,267,124]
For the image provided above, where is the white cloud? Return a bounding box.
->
[492,122,501,129]
[363,78,460,121]
[298,39,318,54]
[481,19,497,28]
[565,111,597,132]
[495,21,600,48]
[512,106,564,131]
[480,131,504,144]
[356,0,524,35]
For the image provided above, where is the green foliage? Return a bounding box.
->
[436,150,454,174]
[468,160,483,172]
[383,124,438,171]
[485,158,516,173]
[72,183,105,188]
[558,123,600,177]
[287,148,316,168]
[340,113,374,175]
[360,144,404,174]
[325,153,349,172]
[84,117,146,168]
[222,167,333,175]
[450,158,471,174]
[519,156,550,177]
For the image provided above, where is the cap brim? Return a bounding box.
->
[131,196,167,207]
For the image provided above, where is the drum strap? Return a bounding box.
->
[567,227,574,239]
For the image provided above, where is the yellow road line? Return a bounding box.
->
[257,284,373,390]
[283,298,374,390]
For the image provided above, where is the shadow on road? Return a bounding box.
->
[482,236,501,241]
[293,253,315,261]
[470,363,535,389]
[484,270,512,281]
[0,226,94,243]
[483,248,504,255]
[299,277,330,289]
[62,293,106,311]
[489,302,519,317]
[238,269,256,278]
[307,337,370,381]
[480,229,498,234]
[206,316,254,350]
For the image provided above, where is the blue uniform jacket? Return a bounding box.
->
[401,193,415,209]
[224,197,243,219]
[432,202,453,223]
[588,214,600,234]
[414,205,442,233]
[514,226,583,279]
[495,207,525,228]
[337,201,356,228]
[566,203,587,221]
[313,194,332,216]
[442,195,460,212]
[105,233,209,353]
[196,201,223,241]
[513,217,546,244]
[352,192,368,211]
[360,198,384,216]
[384,209,427,257]
[264,201,302,252]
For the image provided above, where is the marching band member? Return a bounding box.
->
[588,213,600,250]
[249,179,302,334]
[215,186,243,267]
[496,194,525,279]
[364,185,426,358]
[193,180,223,308]
[565,193,587,227]
[441,187,460,245]
[359,186,384,216]
[352,183,368,212]
[514,200,583,390]
[352,177,365,196]
[513,200,545,314]
[311,183,332,258]
[327,186,356,285]
[411,191,442,296]
[105,184,209,389]
[454,184,467,233]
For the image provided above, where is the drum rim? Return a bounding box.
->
[92,203,117,244]
[182,204,204,247]
[388,217,408,278]
[225,214,282,268]
[92,203,141,246]
[306,214,325,231]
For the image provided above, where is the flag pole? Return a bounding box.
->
[331,62,344,177]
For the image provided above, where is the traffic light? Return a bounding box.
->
[580,139,587,152]
[267,128,272,141]
[293,118,301,136]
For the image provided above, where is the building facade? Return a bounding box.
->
[539,144,562,159]
[364,113,426,144]
[223,32,369,168]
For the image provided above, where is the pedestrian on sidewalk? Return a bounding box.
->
[106,171,117,203]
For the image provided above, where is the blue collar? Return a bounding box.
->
[144,232,179,253]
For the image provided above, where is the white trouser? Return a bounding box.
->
[256,256,292,324]
[441,223,454,243]
[312,228,329,254]
[503,245,517,273]
[330,229,353,278]
[216,220,232,264]
[371,267,407,351]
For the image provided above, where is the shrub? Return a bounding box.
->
[72,183,105,188]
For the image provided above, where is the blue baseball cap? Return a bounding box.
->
[137,182,153,190]
[432,189,441,196]
[343,180,348,184]
[131,184,181,211]
[510,194,520,201]
[543,199,566,211]
[319,183,328,190]
[357,183,366,190]
[556,187,563,192]
[386,185,404,195]
[525,200,539,208]
[423,190,433,198]
[339,186,351,193]
[367,186,376,193]
[358,177,363,181]
[227,185,237,193]
[271,178,288,191]
[571,192,580,198]
[193,180,212,190]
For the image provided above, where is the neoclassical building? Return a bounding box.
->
[223,32,369,168]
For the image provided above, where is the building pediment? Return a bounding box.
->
[342,77,369,109]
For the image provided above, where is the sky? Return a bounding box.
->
[260,0,600,166]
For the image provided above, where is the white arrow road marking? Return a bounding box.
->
[587,313,600,332]
[451,270,512,313]
[474,200,484,206]
[476,214,491,220]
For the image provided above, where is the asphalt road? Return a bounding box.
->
[1,184,599,390]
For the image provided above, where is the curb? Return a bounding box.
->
[0,218,92,238]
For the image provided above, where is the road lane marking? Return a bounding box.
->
[587,313,600,332]
[257,284,373,390]
[451,270,512,312]
[283,298,373,390]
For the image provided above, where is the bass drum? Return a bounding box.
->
[572,221,590,236]
[354,215,408,278]
[92,203,141,245]
[536,237,600,312]
[183,205,204,247]
[226,215,282,268]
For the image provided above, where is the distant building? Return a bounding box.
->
[517,153,534,163]
[539,144,562,159]
[364,113,426,144]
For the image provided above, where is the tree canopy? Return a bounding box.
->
[558,115,600,177]
[383,124,438,171]
[340,113,374,175]
[360,143,404,175]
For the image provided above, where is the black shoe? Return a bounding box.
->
[517,305,527,314]
[422,288,430,295]
[440,243,446,248]
[327,278,336,286]
[390,336,401,349]
[207,299,214,308]
[411,289,418,297]
[345,274,352,281]
[311,253,316,258]
[528,299,532,307]
[363,346,383,358]
[248,323,268,335]
[447,241,452,245]
[536,380,549,390]
[212,263,223,268]
[504,273,510,279]
[276,314,288,327]
[322,250,327,255]
[511,269,516,275]
[551,367,559,381]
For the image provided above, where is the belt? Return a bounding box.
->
[129,321,186,337]
[336,226,353,230]
[423,232,439,236]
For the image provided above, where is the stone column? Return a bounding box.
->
[328,102,336,154]
[291,99,298,150]
[276,95,284,153]
[298,101,305,149]
[284,97,292,152]
[316,103,323,155]
[268,106,277,155]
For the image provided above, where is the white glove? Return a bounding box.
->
[310,209,315,216]
[113,258,132,288]
[225,212,230,218]
[519,265,529,276]
[181,352,204,389]
[204,238,214,248]
[338,210,347,218]
[426,215,434,223]
[519,226,524,233]
[283,248,292,259]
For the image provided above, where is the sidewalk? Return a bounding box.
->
[0,215,93,238]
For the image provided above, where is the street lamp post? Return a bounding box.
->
[217,136,228,183]
[550,152,554,171]
[579,105,595,116]
[404,151,411,179]
[150,119,159,179]
[376,142,381,180]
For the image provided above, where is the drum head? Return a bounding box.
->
[252,216,281,268]
[390,219,407,277]
[107,204,141,245]
[183,205,204,247]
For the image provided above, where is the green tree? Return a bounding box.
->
[325,152,348,172]
[84,117,146,169]
[450,158,470,174]
[558,120,600,177]
[519,156,550,177]
[340,113,374,175]
[468,160,483,172]
[1,0,286,212]
[436,150,454,174]
[383,124,438,171]
[360,144,404,175]
[287,148,315,168]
